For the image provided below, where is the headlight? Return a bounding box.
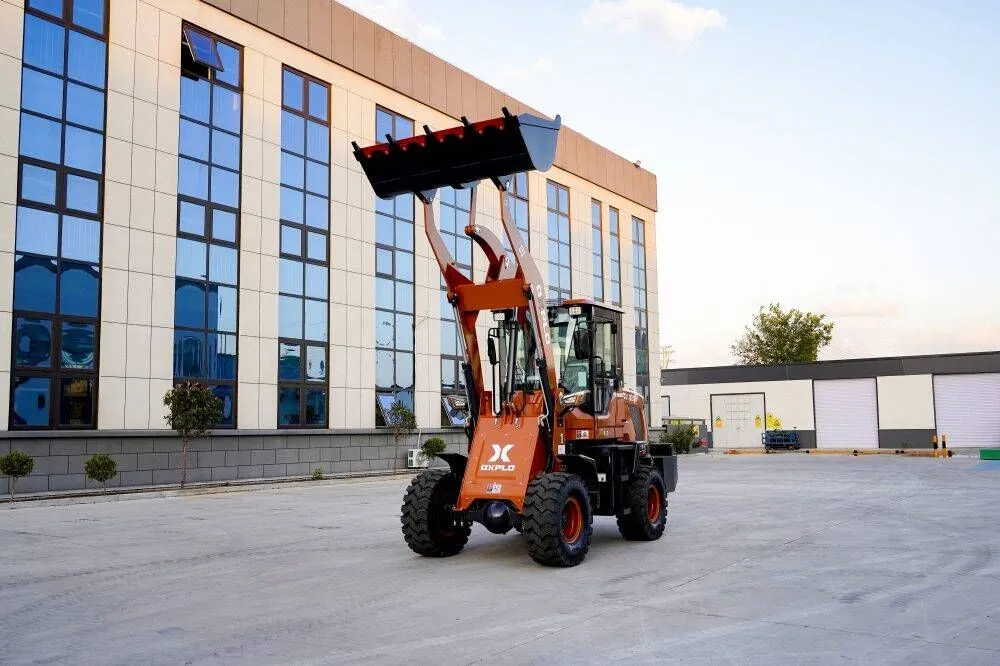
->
[559,390,590,407]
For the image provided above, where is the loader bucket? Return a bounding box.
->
[352,109,561,199]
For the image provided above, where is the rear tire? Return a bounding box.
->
[522,473,592,567]
[401,469,470,557]
[617,464,667,541]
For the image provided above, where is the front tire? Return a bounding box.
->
[617,464,667,541]
[522,473,592,567]
[401,469,470,557]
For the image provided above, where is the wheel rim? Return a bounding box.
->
[647,485,662,523]
[562,496,584,544]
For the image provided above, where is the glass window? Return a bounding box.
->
[176,238,207,279]
[283,70,303,110]
[306,232,326,261]
[60,216,101,262]
[210,166,239,207]
[15,207,59,256]
[306,121,329,162]
[67,31,106,87]
[281,111,304,155]
[305,389,326,425]
[180,76,210,122]
[212,210,237,243]
[207,333,236,380]
[179,158,209,199]
[306,346,326,382]
[279,258,303,295]
[279,342,301,380]
[375,310,393,349]
[208,244,237,285]
[72,0,105,33]
[212,385,234,426]
[179,201,205,236]
[57,377,94,426]
[281,152,304,189]
[23,15,65,75]
[174,330,205,377]
[14,317,52,368]
[304,264,327,300]
[211,130,239,170]
[308,81,328,120]
[183,26,223,69]
[279,295,303,338]
[281,224,302,256]
[65,83,104,130]
[278,387,300,425]
[19,112,62,163]
[179,119,209,160]
[304,300,327,342]
[208,285,237,332]
[60,322,96,369]
[211,86,241,133]
[28,0,63,19]
[21,68,64,119]
[20,164,57,204]
[280,186,303,224]
[175,279,206,328]
[64,125,104,173]
[305,194,328,230]
[215,42,240,87]
[305,161,328,196]
[11,377,51,427]
[66,175,99,213]
[58,263,99,316]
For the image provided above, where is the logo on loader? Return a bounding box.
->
[480,444,515,472]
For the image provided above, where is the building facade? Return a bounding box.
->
[0,0,660,492]
[662,352,1000,450]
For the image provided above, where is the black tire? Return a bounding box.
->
[522,473,592,567]
[617,463,667,541]
[401,469,470,557]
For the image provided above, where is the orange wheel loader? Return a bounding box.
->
[353,109,678,567]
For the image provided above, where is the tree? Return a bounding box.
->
[659,345,674,370]
[84,454,118,493]
[163,382,223,487]
[0,450,35,500]
[732,303,834,365]
[387,401,417,472]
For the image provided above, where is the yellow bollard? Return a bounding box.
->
[932,433,939,458]
[942,434,948,459]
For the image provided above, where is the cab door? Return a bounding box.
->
[591,312,617,415]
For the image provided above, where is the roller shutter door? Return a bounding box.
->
[934,374,1000,447]
[710,394,765,449]
[815,379,878,449]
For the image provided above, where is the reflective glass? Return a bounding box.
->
[282,70,303,110]
[281,152,304,188]
[304,300,327,342]
[13,255,57,312]
[11,376,51,427]
[305,389,326,425]
[58,262,99,316]
[396,252,413,282]
[66,174,99,213]
[207,333,236,380]
[395,193,414,221]
[211,130,239,170]
[280,224,301,256]
[179,157,210,198]
[19,112,62,163]
[59,377,94,426]
[212,210,237,243]
[28,0,62,18]
[375,214,393,245]
[174,279,206,328]
[375,110,392,143]
[23,15,65,75]
[279,342,301,380]
[305,194,328,230]
[210,167,239,207]
[375,277,393,310]
[395,221,413,251]
[67,31,106,87]
[14,317,52,368]
[211,87,241,133]
[179,119,209,160]
[21,68,63,119]
[279,296,302,338]
[306,121,329,162]
[279,258,303,295]
[306,232,326,261]
[305,161,328,196]
[375,196,393,216]
[215,41,240,87]
[176,239,207,279]
[180,76,210,122]
[209,244,237,285]
[20,164,57,204]
[375,349,393,390]
[72,0,106,33]
[208,285,237,333]
[212,385,234,426]
[64,125,104,173]
[15,207,59,256]
[179,201,205,236]
[61,215,101,262]
[184,27,221,68]
[173,330,205,377]
[65,83,104,130]
[375,310,393,349]
[306,346,326,382]
[281,111,304,155]
[304,264,327,300]
[280,186,303,223]
[278,387,300,425]
[60,321,96,369]
[307,82,327,120]
[375,247,392,275]
[396,352,414,389]
[395,282,413,313]
[396,314,413,352]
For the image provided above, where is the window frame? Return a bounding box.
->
[591,198,604,302]
[608,206,622,306]
[632,216,650,409]
[545,179,572,302]
[438,186,473,426]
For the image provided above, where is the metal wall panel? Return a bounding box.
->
[933,374,1000,447]
[815,379,879,449]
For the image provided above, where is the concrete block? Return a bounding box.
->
[349,459,371,473]
[114,454,139,472]
[332,461,351,474]
[378,447,397,461]
[237,465,263,480]
[342,447,361,461]
[251,449,275,465]
[212,466,238,481]
[10,440,50,457]
[33,456,69,475]
[48,474,87,491]
[137,452,169,470]
[50,440,87,456]
[122,438,154,454]
[152,469,182,485]
[370,459,392,471]
[299,448,321,463]
[197,451,226,468]
[86,439,122,454]
[189,438,213,452]
[361,447,379,460]
[211,437,239,451]
[262,464,287,478]
[168,452,189,469]
[223,449,250,466]
[238,436,264,450]
[13,475,49,494]
[153,437,182,452]
[309,434,333,449]
[319,448,341,462]
[262,436,285,449]
[68,455,88,474]
[121,470,153,487]
[285,463,311,476]
[186,468,212,483]
[275,449,299,464]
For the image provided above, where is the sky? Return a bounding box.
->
[339,0,1000,367]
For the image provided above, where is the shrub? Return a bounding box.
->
[163,382,223,487]
[0,450,35,500]
[84,454,118,492]
[387,402,417,443]
[312,468,324,481]
[421,437,447,460]
[660,426,697,455]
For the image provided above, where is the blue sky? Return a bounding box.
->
[340,0,1000,366]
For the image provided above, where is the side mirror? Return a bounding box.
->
[487,337,498,366]
[573,329,592,361]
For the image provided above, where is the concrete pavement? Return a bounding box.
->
[0,455,998,665]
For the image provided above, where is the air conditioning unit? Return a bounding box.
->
[407,449,429,469]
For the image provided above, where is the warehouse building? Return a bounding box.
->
[662,351,1000,450]
[0,0,660,492]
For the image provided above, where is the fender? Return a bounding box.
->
[557,453,598,483]
[436,453,468,479]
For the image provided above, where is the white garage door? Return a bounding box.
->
[815,379,878,449]
[934,374,1000,447]
[710,394,764,448]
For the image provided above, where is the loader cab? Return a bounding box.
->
[548,300,623,415]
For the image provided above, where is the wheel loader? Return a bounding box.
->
[353,109,677,567]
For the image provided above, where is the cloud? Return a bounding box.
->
[582,0,726,47]
[505,57,553,82]
[338,0,444,45]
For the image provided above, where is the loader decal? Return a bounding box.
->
[481,444,516,472]
[488,444,514,463]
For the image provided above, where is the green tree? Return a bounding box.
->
[732,303,834,365]
[84,454,118,493]
[163,382,223,487]
[0,450,35,500]
[387,401,417,472]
